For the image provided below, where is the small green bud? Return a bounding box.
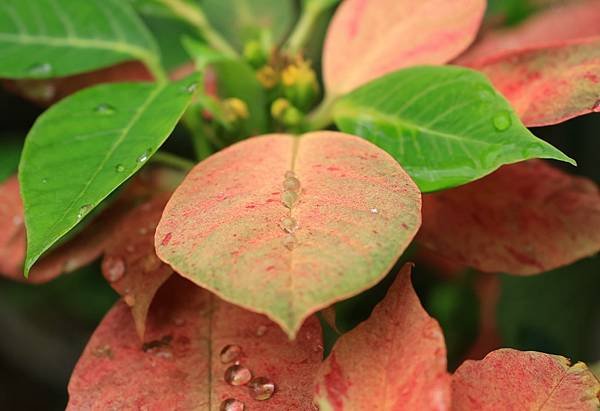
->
[243,40,268,68]
[281,57,319,111]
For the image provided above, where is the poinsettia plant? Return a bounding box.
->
[1,0,599,409]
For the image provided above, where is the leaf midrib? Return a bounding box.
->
[0,32,152,61]
[30,82,167,264]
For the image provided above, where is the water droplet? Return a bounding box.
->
[220,344,242,363]
[220,399,245,411]
[27,62,52,76]
[137,149,151,163]
[77,204,92,219]
[477,85,493,101]
[281,190,298,208]
[492,111,512,131]
[185,83,198,94]
[283,176,301,191]
[284,170,295,179]
[256,325,267,337]
[41,177,48,184]
[280,217,298,233]
[105,256,125,282]
[370,208,379,214]
[94,103,116,115]
[224,364,252,386]
[592,100,600,112]
[248,377,276,400]
[282,234,297,250]
[115,164,125,173]
[124,294,136,306]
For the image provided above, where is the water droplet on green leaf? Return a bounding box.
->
[94,103,116,115]
[27,62,52,77]
[492,111,512,131]
[77,204,92,219]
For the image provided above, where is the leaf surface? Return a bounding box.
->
[322,0,485,93]
[0,0,159,79]
[155,132,421,337]
[334,65,574,192]
[0,136,22,182]
[314,264,451,411]
[468,37,600,127]
[452,349,600,410]
[102,195,173,339]
[20,77,196,275]
[68,276,322,410]
[418,160,600,275]
[457,0,600,64]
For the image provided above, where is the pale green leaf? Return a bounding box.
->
[333,66,575,192]
[20,76,198,275]
[0,0,160,79]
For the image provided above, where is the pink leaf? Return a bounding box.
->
[314,264,451,410]
[452,349,600,410]
[68,276,323,410]
[418,160,600,275]
[322,0,485,94]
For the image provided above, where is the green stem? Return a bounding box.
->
[304,93,338,131]
[285,0,339,54]
[158,0,238,58]
[150,151,195,171]
[143,56,168,83]
[183,110,213,161]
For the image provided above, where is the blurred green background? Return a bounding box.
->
[1,0,599,409]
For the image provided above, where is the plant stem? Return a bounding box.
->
[304,92,338,131]
[157,0,238,58]
[150,151,195,171]
[285,0,339,54]
[143,56,168,83]
[183,110,213,161]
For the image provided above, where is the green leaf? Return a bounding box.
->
[333,65,575,192]
[19,76,198,275]
[211,60,268,137]
[0,135,22,182]
[0,0,161,79]
[200,0,297,50]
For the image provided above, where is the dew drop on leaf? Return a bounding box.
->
[104,256,125,282]
[93,103,116,115]
[124,294,136,306]
[282,234,297,250]
[77,204,92,219]
[137,149,151,163]
[27,62,52,76]
[256,325,267,337]
[281,190,298,208]
[280,217,298,233]
[224,364,252,386]
[248,377,276,400]
[41,177,48,184]
[284,170,296,179]
[220,398,245,411]
[283,176,301,191]
[185,83,198,94]
[220,344,242,363]
[115,164,125,173]
[492,111,512,131]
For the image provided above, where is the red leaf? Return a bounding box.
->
[457,0,600,64]
[322,0,485,93]
[466,37,600,126]
[0,175,25,278]
[452,349,600,410]
[101,195,173,339]
[68,276,323,410]
[418,160,600,275]
[314,264,451,411]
